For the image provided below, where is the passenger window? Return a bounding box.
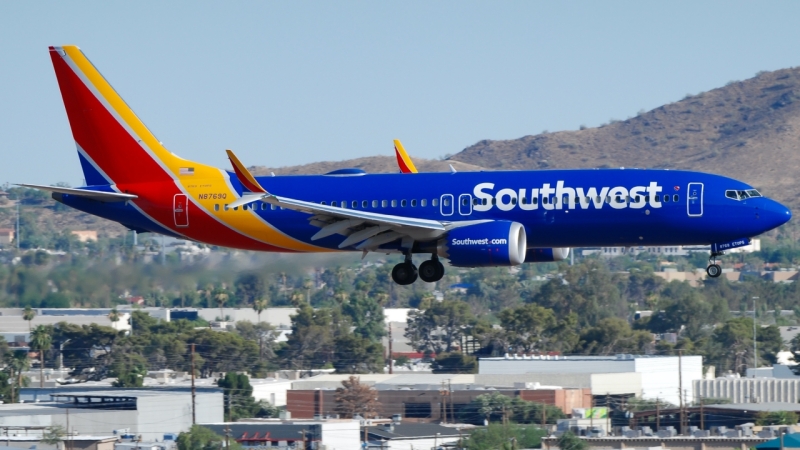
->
[663,195,669,203]
[432,198,439,207]
[391,200,397,207]
[605,197,610,204]
[372,200,378,208]
[673,194,679,202]
[341,201,348,209]
[362,200,368,208]
[321,201,327,205]
[491,198,496,205]
[543,197,549,205]
[352,201,358,208]
[382,200,388,207]
[331,201,338,207]
[261,203,266,210]
[533,198,538,205]
[214,204,219,211]
[234,206,239,211]
[444,198,451,206]
[271,204,276,210]
[512,198,517,205]
[421,199,427,207]
[411,199,417,207]
[596,196,601,203]
[401,199,407,207]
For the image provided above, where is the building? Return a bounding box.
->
[0,435,118,450]
[287,385,591,423]
[0,228,14,245]
[202,420,360,450]
[479,355,703,405]
[366,422,463,450]
[694,377,800,403]
[251,377,293,406]
[3,389,222,440]
[542,435,769,450]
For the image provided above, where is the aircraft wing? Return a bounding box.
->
[16,184,137,202]
[226,150,484,251]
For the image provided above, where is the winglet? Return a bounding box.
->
[226,150,267,194]
[393,139,418,174]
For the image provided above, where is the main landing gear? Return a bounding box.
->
[392,254,445,285]
[706,251,723,278]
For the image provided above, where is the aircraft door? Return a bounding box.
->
[440,194,454,216]
[173,194,189,227]
[458,194,473,216]
[687,182,703,217]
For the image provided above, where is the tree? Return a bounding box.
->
[3,349,30,403]
[29,325,52,388]
[23,306,35,332]
[177,425,243,450]
[334,376,381,419]
[472,392,513,424]
[332,333,384,374]
[341,293,386,341]
[466,423,546,450]
[215,291,229,321]
[252,298,268,323]
[41,425,66,450]
[580,317,653,355]
[556,431,588,450]
[755,411,799,426]
[406,300,475,354]
[432,352,477,374]
[108,308,120,327]
[235,272,266,306]
[498,304,557,353]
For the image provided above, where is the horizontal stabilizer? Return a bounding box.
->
[17,184,137,202]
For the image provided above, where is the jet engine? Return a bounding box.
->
[438,221,527,267]
[525,247,570,262]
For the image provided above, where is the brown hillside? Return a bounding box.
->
[449,67,800,209]
[250,155,483,176]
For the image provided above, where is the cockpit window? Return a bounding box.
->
[725,189,762,201]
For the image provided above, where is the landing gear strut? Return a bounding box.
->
[706,252,723,278]
[419,255,445,283]
[391,254,418,285]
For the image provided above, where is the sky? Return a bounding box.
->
[2,1,800,186]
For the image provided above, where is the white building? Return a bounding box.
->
[694,377,800,403]
[202,420,360,450]
[479,355,702,405]
[251,377,293,406]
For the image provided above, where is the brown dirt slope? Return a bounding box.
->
[249,156,483,176]
[449,67,800,209]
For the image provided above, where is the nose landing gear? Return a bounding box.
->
[706,251,723,278]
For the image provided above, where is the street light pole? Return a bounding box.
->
[753,296,759,377]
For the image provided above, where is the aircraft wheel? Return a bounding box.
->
[392,262,418,285]
[419,260,444,283]
[706,264,722,278]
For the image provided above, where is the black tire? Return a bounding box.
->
[706,264,722,278]
[419,260,442,283]
[392,262,418,285]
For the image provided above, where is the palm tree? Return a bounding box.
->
[108,308,120,328]
[303,279,314,304]
[22,306,35,332]
[4,350,31,403]
[215,291,229,321]
[30,325,52,388]
[253,298,268,323]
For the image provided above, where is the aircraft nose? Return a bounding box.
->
[761,198,792,230]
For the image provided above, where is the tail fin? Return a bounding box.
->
[49,45,185,185]
[393,139,418,174]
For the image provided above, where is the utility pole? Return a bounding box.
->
[388,323,393,375]
[15,202,20,250]
[590,396,594,430]
[191,343,196,425]
[542,403,547,429]
[224,424,231,449]
[606,393,611,435]
[753,297,759,376]
[226,390,232,422]
[678,349,684,435]
[656,397,660,431]
[448,379,454,424]
[700,396,704,431]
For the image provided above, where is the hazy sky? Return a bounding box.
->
[2,2,800,186]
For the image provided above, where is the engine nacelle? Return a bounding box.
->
[438,221,527,267]
[525,247,570,262]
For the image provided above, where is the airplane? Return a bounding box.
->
[22,45,792,285]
